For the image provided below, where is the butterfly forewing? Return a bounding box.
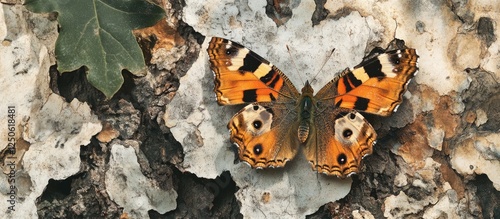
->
[316,48,419,116]
[208,37,300,105]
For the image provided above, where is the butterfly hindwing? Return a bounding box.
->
[302,108,377,177]
[228,103,300,169]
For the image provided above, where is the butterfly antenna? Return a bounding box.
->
[391,18,398,39]
[311,48,336,84]
[286,45,305,86]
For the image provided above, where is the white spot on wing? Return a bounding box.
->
[346,172,357,177]
[225,41,232,49]
[241,104,273,135]
[218,95,230,104]
[378,106,391,114]
[227,48,250,71]
[405,78,413,87]
[393,104,400,112]
[253,63,273,78]
[379,54,398,78]
[352,68,370,82]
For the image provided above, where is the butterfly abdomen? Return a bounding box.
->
[298,91,314,143]
[298,122,310,143]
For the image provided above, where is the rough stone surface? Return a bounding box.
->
[1,4,99,218]
[0,3,177,219]
[451,134,500,190]
[106,142,177,218]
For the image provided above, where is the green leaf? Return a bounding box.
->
[25,0,164,98]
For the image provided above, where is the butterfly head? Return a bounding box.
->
[301,80,314,95]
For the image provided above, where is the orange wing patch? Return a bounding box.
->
[335,49,419,116]
[207,37,287,105]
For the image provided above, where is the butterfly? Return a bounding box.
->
[207,37,419,177]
